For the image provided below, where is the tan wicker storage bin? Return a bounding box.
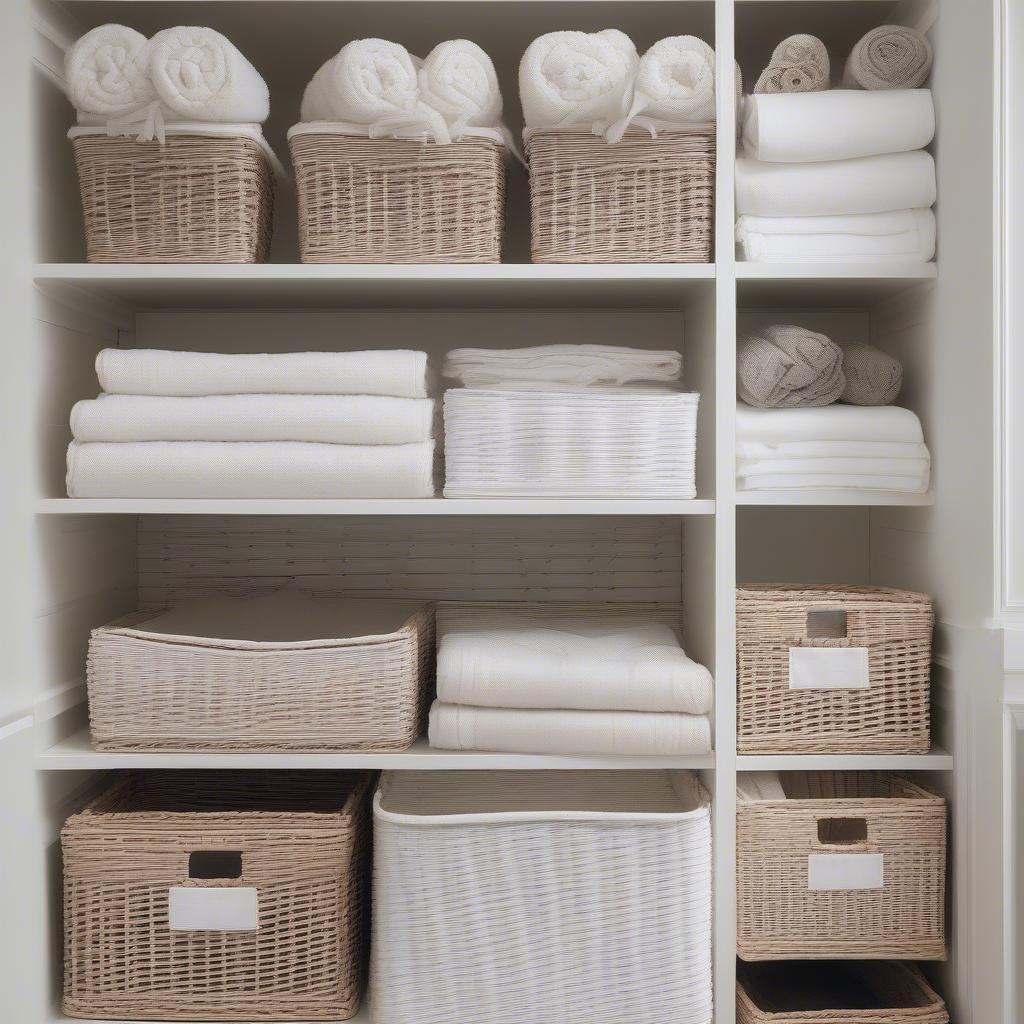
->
[85,602,434,751]
[737,772,946,961]
[289,131,505,263]
[526,126,715,263]
[62,771,372,1021]
[737,584,934,754]
[737,962,949,1024]
[71,133,274,263]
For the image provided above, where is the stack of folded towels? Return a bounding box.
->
[66,348,436,498]
[428,604,714,756]
[737,25,936,263]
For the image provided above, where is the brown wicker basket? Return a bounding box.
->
[62,771,372,1021]
[736,772,946,961]
[526,126,715,263]
[737,961,949,1024]
[71,133,274,263]
[289,130,505,263]
[736,584,934,754]
[85,602,434,752]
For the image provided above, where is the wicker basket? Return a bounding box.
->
[85,602,434,751]
[737,962,949,1024]
[736,772,946,961]
[71,133,274,263]
[371,770,712,1024]
[526,126,715,263]
[289,130,505,263]
[736,584,934,754]
[62,771,372,1021]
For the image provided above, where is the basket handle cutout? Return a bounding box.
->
[806,609,848,639]
[816,817,868,846]
[188,850,242,880]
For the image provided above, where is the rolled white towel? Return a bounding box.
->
[418,39,502,132]
[145,26,269,123]
[65,24,157,118]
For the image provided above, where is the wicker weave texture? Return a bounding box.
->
[736,772,946,961]
[736,585,934,754]
[371,770,713,1024]
[290,133,505,263]
[85,605,434,751]
[72,135,273,263]
[527,127,715,263]
[62,771,372,1021]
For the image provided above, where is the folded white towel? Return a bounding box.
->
[738,456,930,480]
[70,393,434,445]
[96,349,429,399]
[736,402,925,444]
[428,702,712,756]
[418,39,502,132]
[436,606,713,713]
[735,152,936,218]
[742,89,935,163]
[736,209,936,264]
[66,24,157,117]
[145,26,268,123]
[738,472,928,493]
[737,771,786,801]
[737,440,929,461]
[66,440,435,498]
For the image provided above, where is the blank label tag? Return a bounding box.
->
[808,853,884,891]
[168,887,258,931]
[789,647,869,690]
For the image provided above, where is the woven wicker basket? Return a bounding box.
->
[736,584,934,754]
[737,962,949,1024]
[85,603,434,751]
[736,772,946,961]
[526,126,715,263]
[62,771,372,1021]
[71,133,274,263]
[289,131,505,263]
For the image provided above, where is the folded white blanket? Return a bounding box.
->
[71,393,434,445]
[742,89,935,162]
[738,472,928,493]
[736,402,925,444]
[737,440,929,461]
[418,39,503,133]
[738,456,930,480]
[735,152,936,218]
[736,209,936,264]
[737,771,786,801]
[96,348,429,399]
[66,440,435,498]
[66,24,157,117]
[436,606,712,713]
[428,702,712,756]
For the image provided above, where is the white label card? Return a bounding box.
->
[168,887,259,931]
[807,853,884,891]
[789,646,870,690]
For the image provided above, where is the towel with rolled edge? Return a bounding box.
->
[839,342,904,405]
[418,39,503,133]
[66,440,436,498]
[428,702,713,756]
[742,89,935,162]
[738,472,928,493]
[738,456,929,479]
[65,24,157,117]
[737,771,787,801]
[736,401,925,443]
[96,348,429,398]
[843,25,933,90]
[737,325,844,409]
[738,440,928,460]
[70,393,435,445]
[754,34,830,94]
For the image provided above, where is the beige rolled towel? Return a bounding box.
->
[754,34,830,94]
[839,342,903,405]
[843,25,933,90]
[737,325,845,409]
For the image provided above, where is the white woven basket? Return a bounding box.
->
[370,770,712,1024]
[443,388,699,497]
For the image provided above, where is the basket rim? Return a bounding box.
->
[737,583,932,607]
[736,773,944,806]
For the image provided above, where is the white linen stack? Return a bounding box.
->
[66,349,436,498]
[736,402,931,493]
[428,605,715,755]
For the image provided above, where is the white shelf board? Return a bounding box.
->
[736,490,934,507]
[37,732,716,771]
[737,746,954,771]
[736,262,936,305]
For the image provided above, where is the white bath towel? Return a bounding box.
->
[418,39,502,133]
[519,30,639,129]
[428,702,712,756]
[70,393,434,445]
[145,26,269,123]
[738,472,928,493]
[738,456,930,481]
[737,771,786,802]
[736,402,925,444]
[65,24,157,118]
[66,440,436,498]
[736,209,936,264]
[95,349,429,399]
[735,152,936,218]
[742,89,935,163]
[737,440,929,461]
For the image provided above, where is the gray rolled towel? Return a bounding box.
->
[839,342,903,405]
[843,25,933,90]
[754,34,830,94]
[737,325,845,409]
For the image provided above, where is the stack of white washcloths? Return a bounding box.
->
[66,349,436,498]
[428,605,714,756]
[737,402,931,494]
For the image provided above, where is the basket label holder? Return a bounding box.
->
[807,853,884,891]
[168,887,259,931]
[789,646,870,690]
